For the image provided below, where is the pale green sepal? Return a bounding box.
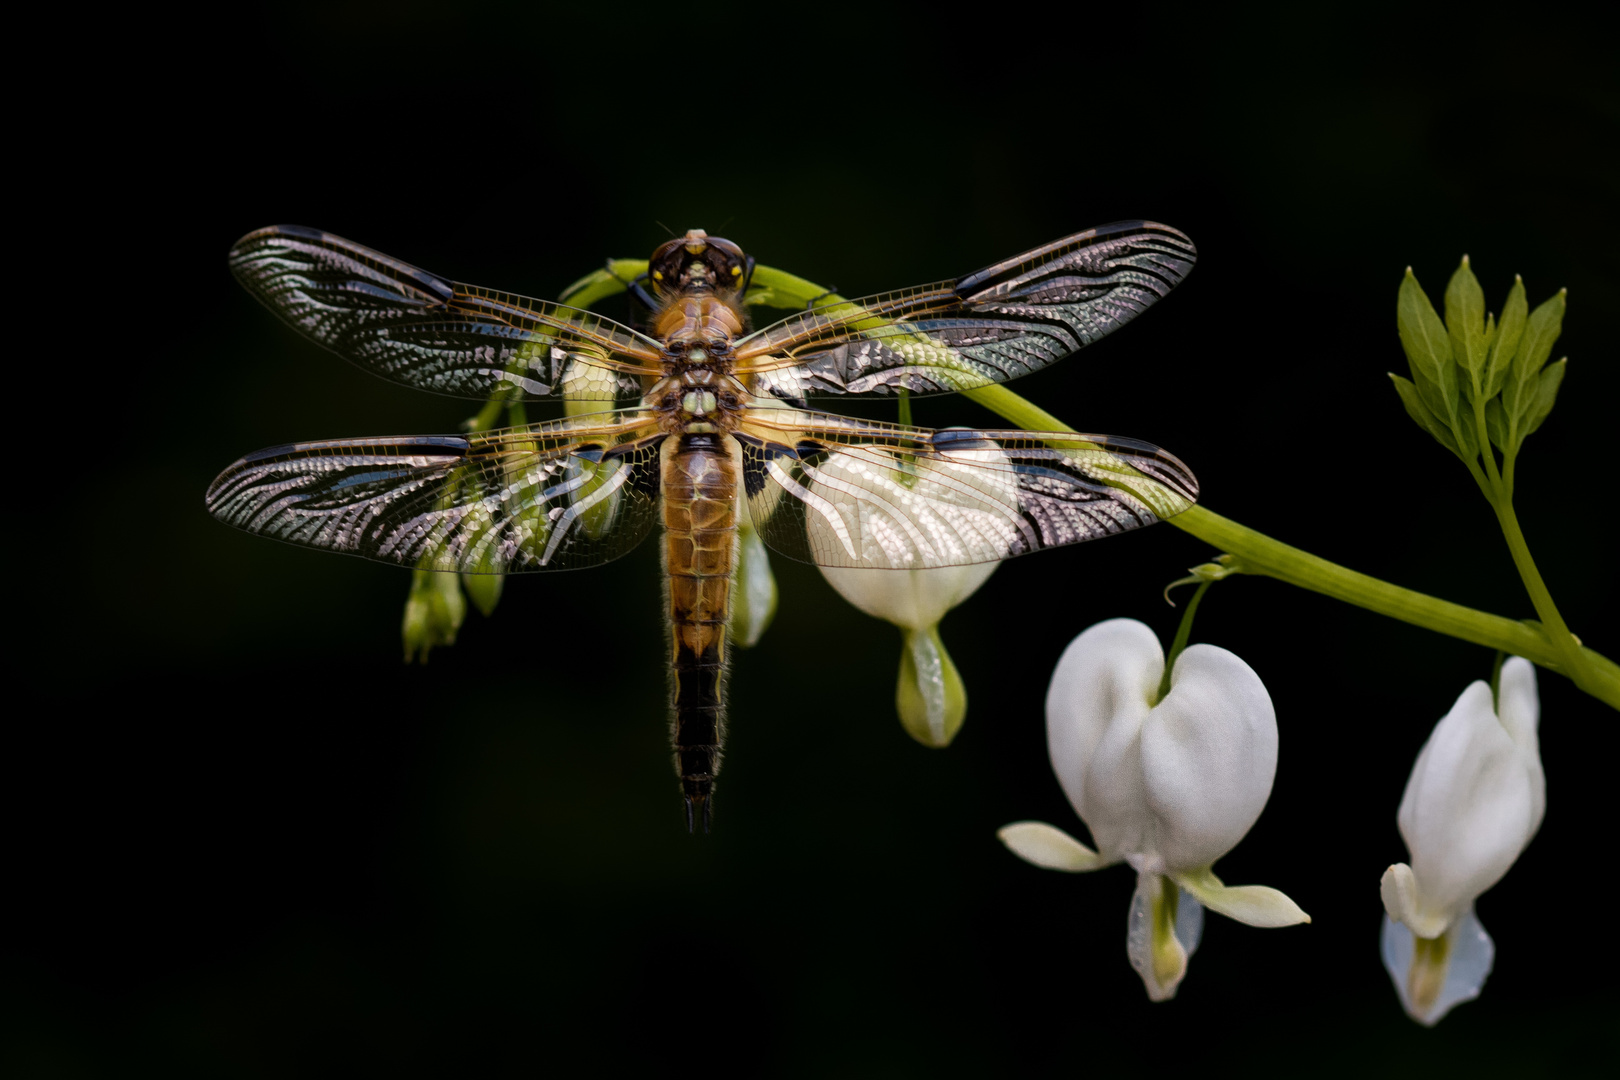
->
[1172,865,1310,927]
[730,517,778,649]
[1483,276,1526,398]
[1390,373,1464,459]
[1444,256,1488,386]
[402,568,466,663]
[996,821,1107,872]
[897,624,967,747]
[1520,357,1566,441]
[1397,269,1459,424]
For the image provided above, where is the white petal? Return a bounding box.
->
[996,821,1106,872]
[1397,676,1542,928]
[819,563,997,630]
[811,441,1011,625]
[1380,862,1448,939]
[1046,619,1162,863]
[1174,866,1309,927]
[1380,908,1494,1026]
[1497,657,1545,833]
[1141,644,1278,871]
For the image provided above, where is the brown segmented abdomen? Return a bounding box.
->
[661,432,740,831]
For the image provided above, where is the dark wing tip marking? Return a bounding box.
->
[228,223,457,307]
[953,220,1198,297]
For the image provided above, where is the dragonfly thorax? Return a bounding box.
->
[650,366,746,434]
[653,295,747,347]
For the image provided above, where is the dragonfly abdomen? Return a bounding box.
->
[661,433,740,833]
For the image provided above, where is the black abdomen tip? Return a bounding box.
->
[683,794,713,835]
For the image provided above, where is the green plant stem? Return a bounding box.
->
[963,384,1619,709]
[534,262,1617,710]
[1489,495,1589,680]
[1468,396,1589,685]
[1158,579,1212,703]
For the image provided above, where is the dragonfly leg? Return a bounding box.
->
[805,286,839,310]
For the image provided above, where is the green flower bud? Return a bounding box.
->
[402,569,466,663]
[896,625,967,748]
[460,570,504,618]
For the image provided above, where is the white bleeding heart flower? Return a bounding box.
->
[814,435,1015,747]
[999,618,1309,1001]
[1379,656,1544,1026]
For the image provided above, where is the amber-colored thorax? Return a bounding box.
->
[644,230,755,435]
[652,294,746,346]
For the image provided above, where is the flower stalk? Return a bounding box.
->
[958,382,1617,709]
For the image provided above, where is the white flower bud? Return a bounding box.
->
[1379,657,1543,1025]
[813,436,1013,745]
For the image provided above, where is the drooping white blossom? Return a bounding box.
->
[814,437,1015,747]
[1000,618,1308,1000]
[1380,657,1544,1025]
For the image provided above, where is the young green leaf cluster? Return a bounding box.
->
[1391,259,1566,500]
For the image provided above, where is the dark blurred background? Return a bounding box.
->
[9,2,1617,1075]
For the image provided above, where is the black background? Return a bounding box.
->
[10,2,1618,1075]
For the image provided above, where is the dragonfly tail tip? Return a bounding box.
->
[682,795,713,835]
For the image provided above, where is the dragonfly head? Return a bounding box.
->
[649,229,750,298]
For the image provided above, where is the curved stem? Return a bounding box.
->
[1158,579,1212,703]
[538,263,1616,710]
[1491,496,1589,681]
[962,385,1619,710]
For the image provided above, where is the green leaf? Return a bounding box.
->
[1502,288,1566,436]
[1484,276,1527,398]
[1484,398,1508,452]
[1391,373,1464,460]
[1445,256,1488,385]
[1521,357,1567,441]
[1398,269,1460,424]
[1452,395,1480,461]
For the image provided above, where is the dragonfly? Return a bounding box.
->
[207,221,1200,830]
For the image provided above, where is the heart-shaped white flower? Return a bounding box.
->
[1000,618,1308,1001]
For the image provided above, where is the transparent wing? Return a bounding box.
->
[206,411,666,572]
[230,225,665,401]
[734,221,1195,399]
[734,409,1197,569]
